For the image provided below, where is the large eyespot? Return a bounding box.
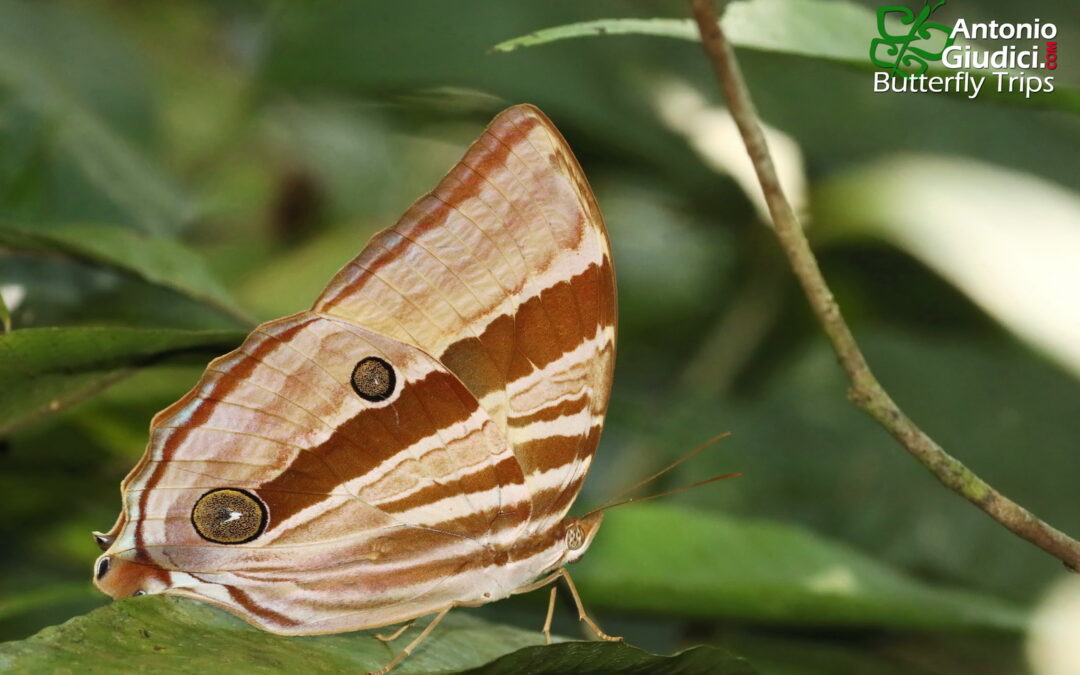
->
[191,488,267,544]
[351,356,395,402]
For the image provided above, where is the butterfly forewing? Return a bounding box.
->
[315,105,616,535]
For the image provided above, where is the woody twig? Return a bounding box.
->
[688,0,1080,570]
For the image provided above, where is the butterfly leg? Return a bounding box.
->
[542,586,557,645]
[511,569,563,596]
[558,568,622,642]
[373,620,414,643]
[369,606,452,675]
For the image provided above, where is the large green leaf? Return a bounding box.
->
[0,224,251,325]
[0,595,751,674]
[573,504,1026,631]
[0,326,245,435]
[492,0,1080,114]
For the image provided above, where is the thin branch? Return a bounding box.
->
[688,0,1080,570]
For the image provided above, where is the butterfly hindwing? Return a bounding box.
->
[108,314,530,632]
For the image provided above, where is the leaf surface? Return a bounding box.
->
[0,327,245,435]
[573,504,1026,631]
[0,224,251,325]
[0,596,753,674]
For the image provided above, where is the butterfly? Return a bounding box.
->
[92,104,618,674]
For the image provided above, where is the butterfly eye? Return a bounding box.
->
[351,357,395,402]
[191,488,268,544]
[565,523,586,551]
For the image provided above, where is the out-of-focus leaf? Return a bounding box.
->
[0,288,9,333]
[575,504,1026,631]
[494,18,700,54]
[0,326,244,435]
[721,629,1025,675]
[0,584,100,623]
[463,642,758,675]
[658,329,1080,603]
[0,224,251,325]
[653,79,808,224]
[1028,574,1080,675]
[492,0,1080,114]
[0,0,192,233]
[0,596,548,674]
[816,154,1080,382]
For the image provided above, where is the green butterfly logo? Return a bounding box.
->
[870,0,955,77]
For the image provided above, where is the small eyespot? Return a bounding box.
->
[95,557,111,580]
[191,488,268,544]
[351,357,395,402]
[566,524,585,551]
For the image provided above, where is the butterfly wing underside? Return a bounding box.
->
[95,104,616,635]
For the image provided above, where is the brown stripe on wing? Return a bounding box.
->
[373,455,521,515]
[512,426,601,477]
[256,368,478,524]
[225,585,302,628]
[439,261,607,401]
[507,393,589,428]
[316,113,536,311]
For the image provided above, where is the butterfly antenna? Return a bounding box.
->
[582,472,742,519]
[582,432,737,519]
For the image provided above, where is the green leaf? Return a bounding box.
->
[815,154,1080,382]
[0,596,535,674]
[0,0,192,234]
[574,504,1027,631]
[0,595,758,674]
[0,223,252,326]
[493,18,700,54]
[0,326,245,435]
[492,0,1080,114]
[463,642,758,674]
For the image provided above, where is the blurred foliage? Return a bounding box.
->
[1,0,1079,673]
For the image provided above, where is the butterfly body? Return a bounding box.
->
[93,105,616,647]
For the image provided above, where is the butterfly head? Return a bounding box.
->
[92,551,168,599]
[91,518,172,599]
[559,511,604,565]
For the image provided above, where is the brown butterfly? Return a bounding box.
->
[92,104,618,673]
